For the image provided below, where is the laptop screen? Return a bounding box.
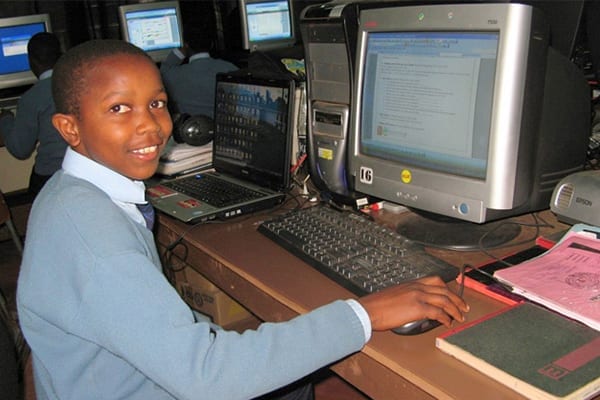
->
[213,73,295,191]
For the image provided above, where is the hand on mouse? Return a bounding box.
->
[357,275,469,332]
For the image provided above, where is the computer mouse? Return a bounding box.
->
[392,318,441,335]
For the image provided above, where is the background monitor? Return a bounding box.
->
[239,0,295,52]
[118,0,183,63]
[348,3,591,249]
[0,13,52,91]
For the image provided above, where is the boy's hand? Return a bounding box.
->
[358,275,469,332]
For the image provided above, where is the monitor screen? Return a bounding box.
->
[0,14,51,90]
[348,3,590,247]
[118,1,183,63]
[360,31,498,181]
[239,0,295,52]
[213,73,295,190]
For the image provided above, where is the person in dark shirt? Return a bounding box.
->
[0,32,67,197]
[160,34,238,118]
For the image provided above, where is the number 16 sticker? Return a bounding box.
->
[359,166,373,184]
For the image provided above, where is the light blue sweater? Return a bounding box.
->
[17,151,366,400]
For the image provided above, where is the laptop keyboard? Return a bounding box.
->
[161,174,265,207]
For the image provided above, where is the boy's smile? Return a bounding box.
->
[56,53,172,181]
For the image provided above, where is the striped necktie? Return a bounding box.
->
[136,201,155,230]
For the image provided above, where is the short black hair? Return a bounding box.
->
[185,31,212,54]
[52,39,153,117]
[28,32,61,66]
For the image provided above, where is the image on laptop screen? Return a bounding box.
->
[214,75,293,190]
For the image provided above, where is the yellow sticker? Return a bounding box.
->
[318,148,333,160]
[401,169,412,183]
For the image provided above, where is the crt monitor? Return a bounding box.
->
[118,0,183,63]
[239,0,295,52]
[348,3,591,249]
[0,14,52,90]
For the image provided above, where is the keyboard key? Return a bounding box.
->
[162,174,264,207]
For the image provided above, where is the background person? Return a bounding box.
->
[160,35,238,118]
[0,32,67,197]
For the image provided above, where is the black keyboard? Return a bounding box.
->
[257,204,459,296]
[162,174,264,208]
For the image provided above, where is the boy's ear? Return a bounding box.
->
[52,113,80,147]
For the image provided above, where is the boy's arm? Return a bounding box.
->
[74,253,366,400]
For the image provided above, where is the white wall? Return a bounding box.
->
[0,147,34,193]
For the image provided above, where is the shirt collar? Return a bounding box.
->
[62,147,146,204]
[39,69,53,80]
[189,52,210,62]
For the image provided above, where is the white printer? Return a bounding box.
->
[550,170,600,226]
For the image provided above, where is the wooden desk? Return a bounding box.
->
[155,204,570,400]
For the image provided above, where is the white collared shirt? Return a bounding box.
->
[62,147,148,227]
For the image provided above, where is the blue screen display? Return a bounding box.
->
[0,22,46,75]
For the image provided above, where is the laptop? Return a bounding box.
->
[147,72,297,223]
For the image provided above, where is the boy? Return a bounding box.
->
[17,40,468,400]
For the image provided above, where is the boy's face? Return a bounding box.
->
[55,53,172,180]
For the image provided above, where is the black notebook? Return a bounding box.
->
[148,73,296,223]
